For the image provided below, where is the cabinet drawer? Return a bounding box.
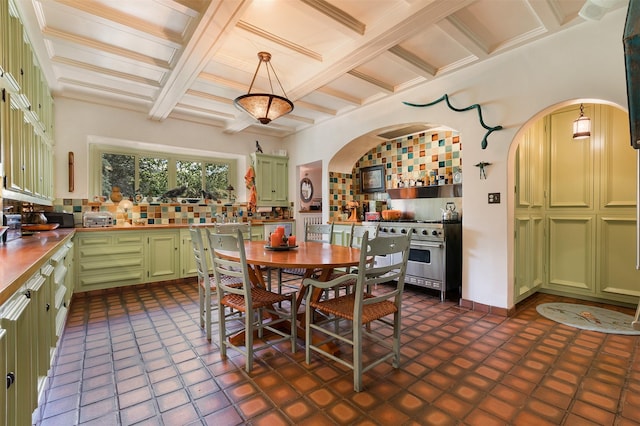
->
[78,244,144,258]
[78,270,145,289]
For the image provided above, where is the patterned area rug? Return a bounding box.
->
[536,302,640,335]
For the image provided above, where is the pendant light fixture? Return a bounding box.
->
[234,52,294,125]
[572,103,591,139]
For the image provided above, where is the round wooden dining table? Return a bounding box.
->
[215,240,361,307]
[214,240,362,348]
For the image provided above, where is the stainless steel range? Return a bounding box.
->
[371,220,462,301]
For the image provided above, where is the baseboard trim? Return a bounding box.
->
[459,298,514,316]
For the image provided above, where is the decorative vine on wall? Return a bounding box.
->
[403,94,503,149]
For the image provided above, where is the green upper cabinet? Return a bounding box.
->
[0,0,54,203]
[251,153,289,207]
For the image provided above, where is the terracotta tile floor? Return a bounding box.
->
[34,278,640,425]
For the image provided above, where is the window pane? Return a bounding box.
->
[205,162,229,199]
[102,153,134,198]
[139,156,168,197]
[176,160,203,198]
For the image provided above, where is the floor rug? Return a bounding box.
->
[536,302,640,335]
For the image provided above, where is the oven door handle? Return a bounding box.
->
[411,241,443,249]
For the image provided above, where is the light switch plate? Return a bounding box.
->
[488,192,500,204]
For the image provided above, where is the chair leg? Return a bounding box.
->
[305,294,312,364]
[198,283,205,328]
[392,311,401,368]
[218,300,227,359]
[353,320,363,392]
[205,288,212,341]
[290,293,297,353]
[245,307,254,373]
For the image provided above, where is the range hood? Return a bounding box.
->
[387,184,462,199]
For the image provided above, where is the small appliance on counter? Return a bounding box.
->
[2,214,22,243]
[83,211,114,228]
[44,211,76,228]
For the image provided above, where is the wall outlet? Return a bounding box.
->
[488,192,500,204]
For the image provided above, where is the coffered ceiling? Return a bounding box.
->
[15,0,626,138]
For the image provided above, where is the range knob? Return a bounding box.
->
[400,229,407,234]
[432,230,439,236]
[390,228,396,233]
[421,229,428,235]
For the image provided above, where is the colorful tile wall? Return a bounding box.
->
[329,131,462,221]
[52,199,281,226]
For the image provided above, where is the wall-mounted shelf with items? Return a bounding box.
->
[386,184,462,199]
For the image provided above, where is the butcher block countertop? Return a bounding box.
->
[0,229,75,306]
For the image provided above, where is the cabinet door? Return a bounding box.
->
[1,292,34,426]
[272,156,289,205]
[255,155,276,204]
[0,328,6,426]
[180,230,198,278]
[147,232,179,281]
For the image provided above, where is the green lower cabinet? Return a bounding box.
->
[180,229,199,278]
[0,328,6,426]
[147,232,179,281]
[76,233,145,291]
[0,288,35,426]
[76,230,181,292]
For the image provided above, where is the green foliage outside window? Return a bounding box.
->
[95,145,235,201]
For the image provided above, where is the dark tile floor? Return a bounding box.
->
[34,277,640,426]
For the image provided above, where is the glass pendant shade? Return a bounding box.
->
[234,93,293,124]
[572,104,591,139]
[234,52,293,124]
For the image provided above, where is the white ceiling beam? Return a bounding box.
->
[53,57,162,87]
[347,70,394,93]
[387,46,436,78]
[57,78,155,101]
[235,21,323,61]
[293,100,337,116]
[287,0,475,100]
[54,0,185,45]
[299,0,366,35]
[149,0,251,121]
[315,86,362,105]
[42,27,171,70]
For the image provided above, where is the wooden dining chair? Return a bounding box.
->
[213,221,252,240]
[302,229,412,391]
[189,225,242,341]
[209,229,297,373]
[305,223,335,244]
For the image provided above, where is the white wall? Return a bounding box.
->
[53,99,283,201]
[284,9,629,309]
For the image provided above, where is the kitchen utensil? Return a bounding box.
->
[443,202,459,222]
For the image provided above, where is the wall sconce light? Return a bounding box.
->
[234,52,294,124]
[572,103,591,139]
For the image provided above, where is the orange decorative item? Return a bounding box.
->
[270,233,282,247]
[288,235,296,246]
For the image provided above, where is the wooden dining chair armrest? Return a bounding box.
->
[302,273,358,290]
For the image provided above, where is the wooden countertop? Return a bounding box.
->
[75,219,294,232]
[0,229,75,306]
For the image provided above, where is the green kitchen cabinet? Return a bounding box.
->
[147,231,180,281]
[27,266,52,400]
[75,232,146,292]
[76,229,180,292]
[180,229,199,278]
[0,328,6,426]
[0,287,35,426]
[251,153,289,207]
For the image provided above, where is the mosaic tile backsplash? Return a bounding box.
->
[50,199,283,226]
[329,131,461,221]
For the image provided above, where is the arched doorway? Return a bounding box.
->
[511,102,640,306]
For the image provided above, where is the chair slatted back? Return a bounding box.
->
[214,221,252,240]
[353,230,412,315]
[189,226,209,284]
[207,229,252,300]
[350,223,380,249]
[305,223,334,244]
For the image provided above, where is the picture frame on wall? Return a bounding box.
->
[360,165,385,193]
